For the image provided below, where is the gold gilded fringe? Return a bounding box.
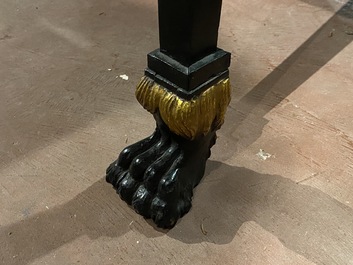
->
[135,76,231,140]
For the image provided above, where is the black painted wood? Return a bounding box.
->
[146,49,230,99]
[146,0,230,97]
[158,0,223,66]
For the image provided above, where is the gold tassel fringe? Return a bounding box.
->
[135,76,231,140]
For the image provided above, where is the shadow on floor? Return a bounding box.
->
[223,0,353,153]
[1,161,353,265]
[168,160,353,265]
[0,179,127,264]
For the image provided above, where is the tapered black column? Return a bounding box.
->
[146,0,230,99]
[158,0,222,65]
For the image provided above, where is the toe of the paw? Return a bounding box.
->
[150,197,179,229]
[143,164,169,193]
[106,163,123,184]
[106,171,114,184]
[132,185,152,218]
[158,170,179,195]
[117,148,133,168]
[130,157,149,181]
[178,198,192,218]
[117,174,138,204]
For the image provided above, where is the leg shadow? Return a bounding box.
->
[0,179,135,265]
[224,0,353,151]
[167,160,353,264]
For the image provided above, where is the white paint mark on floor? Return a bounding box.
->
[119,74,129,80]
[257,149,272,160]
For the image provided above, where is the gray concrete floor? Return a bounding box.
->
[1,0,353,264]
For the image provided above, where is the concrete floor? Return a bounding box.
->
[1,0,353,264]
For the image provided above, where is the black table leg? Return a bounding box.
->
[106,0,231,229]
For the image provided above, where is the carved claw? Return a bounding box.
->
[106,114,216,229]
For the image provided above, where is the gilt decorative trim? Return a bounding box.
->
[136,76,231,140]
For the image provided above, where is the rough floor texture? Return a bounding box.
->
[1,0,353,264]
